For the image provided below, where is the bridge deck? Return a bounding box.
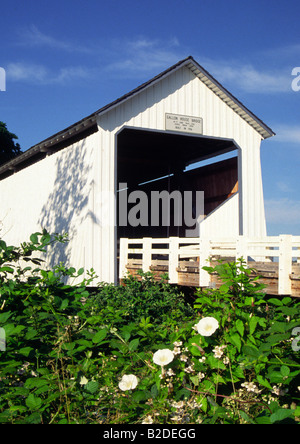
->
[119,236,300,297]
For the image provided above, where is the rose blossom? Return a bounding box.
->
[118,374,139,391]
[194,317,219,337]
[153,349,174,366]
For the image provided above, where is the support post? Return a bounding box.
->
[278,235,292,295]
[199,238,210,287]
[169,237,179,284]
[119,238,128,281]
[143,238,152,274]
[236,235,248,264]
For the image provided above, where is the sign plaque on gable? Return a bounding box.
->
[165,113,203,135]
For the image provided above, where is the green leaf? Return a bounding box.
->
[0,240,7,250]
[19,347,34,357]
[60,299,69,310]
[0,311,12,324]
[190,375,200,386]
[235,319,244,337]
[132,390,148,403]
[243,345,260,359]
[92,328,108,344]
[0,266,14,273]
[280,306,298,317]
[25,394,42,411]
[86,315,103,325]
[26,412,42,424]
[256,375,272,389]
[110,339,128,354]
[270,409,294,424]
[200,396,208,413]
[268,370,284,384]
[280,365,290,378]
[255,414,271,424]
[24,378,49,389]
[212,373,226,384]
[266,333,290,345]
[207,396,218,407]
[3,323,26,337]
[25,328,38,340]
[249,316,258,335]
[85,380,99,394]
[30,233,39,244]
[281,297,292,305]
[229,333,242,352]
[206,355,226,370]
[129,338,140,352]
[219,283,230,294]
[268,298,283,306]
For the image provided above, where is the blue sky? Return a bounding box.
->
[1,0,300,236]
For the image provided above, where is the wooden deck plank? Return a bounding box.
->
[125,259,300,297]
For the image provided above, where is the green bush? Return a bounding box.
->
[93,270,194,327]
[0,234,299,424]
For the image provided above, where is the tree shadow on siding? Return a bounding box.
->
[38,137,96,271]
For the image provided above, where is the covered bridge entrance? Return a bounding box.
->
[117,127,238,241]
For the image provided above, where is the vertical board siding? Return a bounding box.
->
[0,131,99,281]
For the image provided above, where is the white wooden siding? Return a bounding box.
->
[0,130,99,281]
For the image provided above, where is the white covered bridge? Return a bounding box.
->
[0,56,299,295]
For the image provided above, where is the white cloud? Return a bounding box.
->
[277,181,292,193]
[17,25,94,54]
[270,124,300,144]
[201,58,291,94]
[6,62,93,85]
[105,37,183,77]
[265,198,300,225]
[7,62,48,82]
[261,43,300,60]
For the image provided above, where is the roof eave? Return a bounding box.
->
[185,57,275,140]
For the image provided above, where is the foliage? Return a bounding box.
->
[93,270,194,327]
[191,259,300,423]
[0,235,299,424]
[0,121,22,166]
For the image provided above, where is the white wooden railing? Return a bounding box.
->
[119,235,300,295]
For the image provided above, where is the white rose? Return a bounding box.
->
[153,349,174,366]
[195,317,219,337]
[118,374,139,391]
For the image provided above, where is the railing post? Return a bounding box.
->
[236,235,248,264]
[278,235,292,295]
[199,238,210,287]
[169,237,179,284]
[143,238,152,273]
[119,238,128,280]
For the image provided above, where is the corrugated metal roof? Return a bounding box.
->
[0,56,275,177]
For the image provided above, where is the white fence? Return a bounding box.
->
[119,235,300,295]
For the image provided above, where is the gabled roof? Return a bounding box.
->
[95,55,275,139]
[0,56,275,178]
